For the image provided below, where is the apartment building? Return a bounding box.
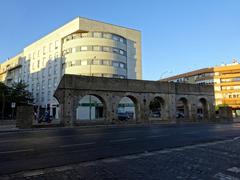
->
[161,61,240,116]
[0,17,142,118]
[0,54,22,87]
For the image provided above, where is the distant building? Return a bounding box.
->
[0,17,142,119]
[0,54,22,87]
[161,61,240,116]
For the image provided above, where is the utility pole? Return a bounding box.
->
[89,56,96,120]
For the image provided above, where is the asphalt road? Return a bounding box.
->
[1,123,240,175]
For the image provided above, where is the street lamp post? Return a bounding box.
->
[89,56,96,121]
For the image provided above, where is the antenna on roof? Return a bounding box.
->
[232,58,238,64]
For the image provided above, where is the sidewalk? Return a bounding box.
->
[0,120,239,134]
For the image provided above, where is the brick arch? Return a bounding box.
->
[115,94,140,122]
[75,93,107,121]
[149,96,166,120]
[197,97,209,120]
[176,97,190,120]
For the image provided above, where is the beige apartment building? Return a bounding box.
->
[161,61,240,116]
[0,17,142,118]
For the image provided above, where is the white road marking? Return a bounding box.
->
[55,166,73,172]
[0,148,34,154]
[60,142,95,148]
[109,138,136,143]
[23,170,44,177]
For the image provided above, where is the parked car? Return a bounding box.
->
[117,111,134,121]
[197,113,203,119]
[150,111,161,118]
[176,112,184,118]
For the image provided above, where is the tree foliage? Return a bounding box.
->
[0,81,33,119]
[9,81,33,104]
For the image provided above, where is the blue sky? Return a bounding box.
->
[0,0,240,80]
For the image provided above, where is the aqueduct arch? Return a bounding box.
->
[197,97,209,120]
[149,96,166,120]
[176,97,190,120]
[54,75,215,126]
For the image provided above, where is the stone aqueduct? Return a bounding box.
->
[54,75,215,126]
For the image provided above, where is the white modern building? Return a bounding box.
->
[0,17,142,119]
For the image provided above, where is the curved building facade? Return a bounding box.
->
[63,32,128,78]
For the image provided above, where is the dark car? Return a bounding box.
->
[150,111,161,118]
[117,111,134,121]
[176,112,184,118]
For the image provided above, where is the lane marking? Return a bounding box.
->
[60,142,95,148]
[0,148,34,154]
[55,166,73,172]
[23,170,44,177]
[109,138,136,143]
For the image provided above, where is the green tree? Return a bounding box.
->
[0,81,33,119]
[9,81,33,105]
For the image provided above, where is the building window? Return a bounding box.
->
[54,77,57,87]
[93,46,101,51]
[112,62,119,67]
[119,37,124,43]
[112,35,119,41]
[119,63,125,68]
[48,66,52,75]
[92,59,100,65]
[47,91,51,101]
[93,32,102,38]
[55,40,59,49]
[103,33,112,39]
[54,65,57,75]
[112,48,119,54]
[37,50,40,57]
[81,33,88,38]
[43,46,46,55]
[103,46,111,52]
[81,46,88,51]
[48,79,52,88]
[119,49,124,55]
[102,60,109,65]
